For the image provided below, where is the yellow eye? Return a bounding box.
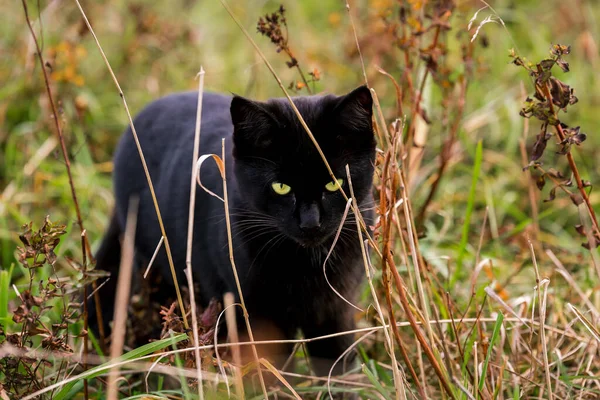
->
[325,178,344,192]
[271,182,292,195]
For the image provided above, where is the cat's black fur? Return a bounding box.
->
[91,86,376,376]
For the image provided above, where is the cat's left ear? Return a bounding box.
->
[333,85,373,131]
[230,95,276,150]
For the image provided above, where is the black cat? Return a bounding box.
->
[91,85,376,377]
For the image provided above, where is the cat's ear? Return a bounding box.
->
[230,95,275,149]
[334,85,373,131]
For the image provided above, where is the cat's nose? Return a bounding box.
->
[299,202,321,231]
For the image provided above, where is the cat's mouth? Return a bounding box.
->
[290,230,332,248]
[296,237,327,248]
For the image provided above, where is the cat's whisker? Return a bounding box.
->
[229,226,278,244]
[231,222,278,232]
[247,233,287,274]
[231,224,279,236]
[228,227,282,251]
[358,205,377,212]
[240,156,277,166]
[259,234,288,265]
[234,216,276,221]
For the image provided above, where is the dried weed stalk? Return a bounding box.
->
[1,217,80,398]
[257,5,320,93]
[514,44,600,248]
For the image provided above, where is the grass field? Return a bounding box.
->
[1,0,600,398]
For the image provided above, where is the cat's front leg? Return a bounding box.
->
[301,305,359,378]
[301,304,361,399]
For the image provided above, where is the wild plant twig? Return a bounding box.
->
[473,341,479,398]
[322,198,363,311]
[345,0,368,86]
[72,0,189,330]
[528,238,553,400]
[107,197,138,400]
[81,231,89,400]
[405,26,441,170]
[257,5,311,94]
[327,330,378,399]
[91,279,106,353]
[220,139,269,399]
[223,293,244,399]
[21,0,93,261]
[533,166,573,198]
[347,165,408,400]
[375,66,404,119]
[184,67,205,400]
[375,150,423,397]
[372,90,450,396]
[385,249,456,399]
[546,250,599,319]
[518,83,540,240]
[371,89,392,148]
[397,151,436,348]
[260,359,301,400]
[143,236,164,279]
[538,82,600,235]
[446,294,480,390]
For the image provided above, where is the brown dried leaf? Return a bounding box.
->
[539,58,555,71]
[546,168,564,179]
[531,131,549,161]
[544,187,557,202]
[556,59,570,72]
[569,193,583,206]
[536,174,546,190]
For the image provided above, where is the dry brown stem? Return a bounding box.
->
[220,139,269,399]
[539,82,600,235]
[378,145,424,397]
[107,197,138,400]
[184,67,206,399]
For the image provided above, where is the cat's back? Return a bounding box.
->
[115,91,232,161]
[112,91,233,226]
[113,92,232,190]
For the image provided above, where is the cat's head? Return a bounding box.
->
[230,86,376,247]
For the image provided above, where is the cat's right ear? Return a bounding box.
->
[230,96,275,149]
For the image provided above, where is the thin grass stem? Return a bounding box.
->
[72,0,189,330]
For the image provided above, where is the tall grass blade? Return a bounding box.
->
[478,312,504,392]
[50,334,188,400]
[0,265,13,328]
[453,139,483,285]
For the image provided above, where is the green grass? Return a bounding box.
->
[0,265,13,329]
[1,0,600,398]
[53,333,188,399]
[453,139,483,285]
